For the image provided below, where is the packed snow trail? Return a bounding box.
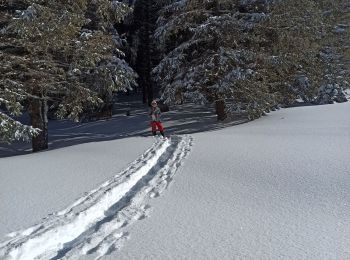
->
[0,135,193,260]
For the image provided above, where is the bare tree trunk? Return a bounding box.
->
[215,99,227,121]
[29,97,48,152]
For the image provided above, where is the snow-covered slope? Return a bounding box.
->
[0,137,152,237]
[0,136,192,259]
[1,102,349,259]
[111,102,350,260]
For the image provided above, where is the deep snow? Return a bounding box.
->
[0,137,153,237]
[1,101,350,259]
[0,136,193,259]
[111,102,350,260]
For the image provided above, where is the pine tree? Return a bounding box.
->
[0,0,137,151]
[315,0,349,104]
[152,0,325,120]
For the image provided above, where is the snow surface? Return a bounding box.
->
[0,137,153,237]
[111,102,350,260]
[1,101,350,259]
[0,136,193,259]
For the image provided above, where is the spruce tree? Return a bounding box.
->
[315,0,349,104]
[152,0,325,120]
[0,0,137,151]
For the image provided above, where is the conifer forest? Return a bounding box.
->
[1,0,349,151]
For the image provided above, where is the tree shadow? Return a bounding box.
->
[161,104,248,136]
[0,101,248,158]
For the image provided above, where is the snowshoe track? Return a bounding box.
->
[0,135,193,260]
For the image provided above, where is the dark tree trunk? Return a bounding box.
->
[133,0,160,104]
[146,72,153,105]
[137,2,152,104]
[142,80,148,104]
[29,97,48,152]
[215,99,227,121]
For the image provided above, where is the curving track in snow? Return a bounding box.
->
[0,135,193,260]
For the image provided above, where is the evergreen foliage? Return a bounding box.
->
[0,0,137,149]
[315,0,350,104]
[152,0,327,119]
[0,0,348,148]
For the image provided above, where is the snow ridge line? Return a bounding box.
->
[0,135,193,260]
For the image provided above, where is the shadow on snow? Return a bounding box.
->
[0,100,247,158]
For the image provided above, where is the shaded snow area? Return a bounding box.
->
[0,101,349,260]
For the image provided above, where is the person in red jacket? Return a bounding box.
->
[149,100,165,138]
